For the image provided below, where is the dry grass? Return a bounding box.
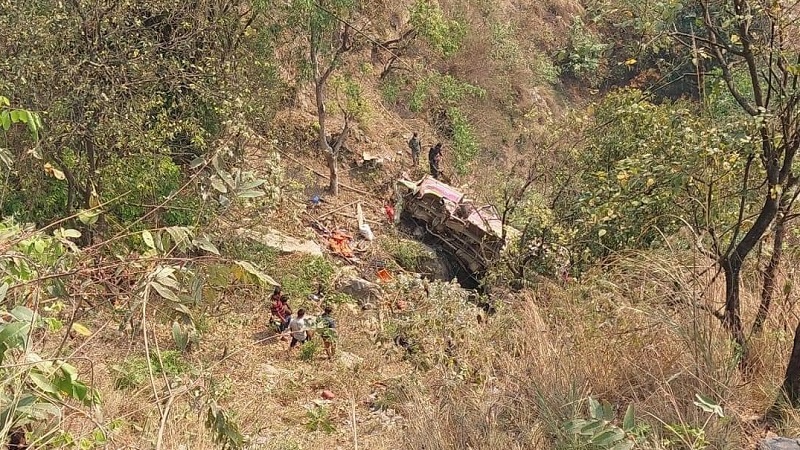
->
[395,250,799,449]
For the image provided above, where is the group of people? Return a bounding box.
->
[407,132,444,179]
[269,287,337,359]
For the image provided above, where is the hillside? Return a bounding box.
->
[2,0,800,449]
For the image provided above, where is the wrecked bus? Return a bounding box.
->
[395,175,507,275]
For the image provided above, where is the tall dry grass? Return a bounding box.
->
[396,248,800,449]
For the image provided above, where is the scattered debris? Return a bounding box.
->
[328,230,354,259]
[357,203,375,241]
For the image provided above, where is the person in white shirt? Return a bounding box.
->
[288,308,309,350]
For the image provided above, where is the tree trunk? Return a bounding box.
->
[720,190,780,354]
[314,80,337,195]
[778,321,800,408]
[326,150,338,195]
[753,207,788,335]
[721,259,746,350]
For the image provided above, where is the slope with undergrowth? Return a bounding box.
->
[2,0,800,448]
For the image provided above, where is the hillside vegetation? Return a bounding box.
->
[2,0,800,449]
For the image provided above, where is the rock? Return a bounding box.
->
[339,276,383,307]
[260,364,284,377]
[761,437,800,450]
[338,351,363,370]
[236,228,322,256]
[321,390,335,400]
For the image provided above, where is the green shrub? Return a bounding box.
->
[447,107,479,175]
[279,256,336,297]
[555,17,608,86]
[409,0,466,57]
[381,76,403,105]
[112,350,190,390]
[305,405,335,433]
[382,238,430,272]
[298,340,319,362]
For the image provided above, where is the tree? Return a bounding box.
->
[289,0,357,196]
[0,0,275,227]
[681,0,800,353]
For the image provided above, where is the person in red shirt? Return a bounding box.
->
[270,288,292,332]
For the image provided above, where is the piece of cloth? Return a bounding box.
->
[328,231,354,258]
[270,299,287,322]
[384,204,395,223]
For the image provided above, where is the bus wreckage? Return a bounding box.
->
[395,175,508,276]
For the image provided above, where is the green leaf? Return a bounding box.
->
[171,302,193,320]
[0,322,29,350]
[610,441,634,450]
[234,260,278,287]
[0,111,10,131]
[59,228,82,239]
[10,305,35,323]
[150,281,180,302]
[59,362,78,382]
[172,321,188,351]
[70,323,92,337]
[591,428,624,446]
[0,283,8,303]
[166,227,192,251]
[77,209,101,225]
[239,179,266,190]
[236,190,266,198]
[589,397,602,419]
[210,177,227,193]
[192,234,220,255]
[141,230,155,249]
[622,404,635,432]
[564,419,589,433]
[29,371,60,397]
[694,393,724,417]
[188,157,205,169]
[579,419,604,436]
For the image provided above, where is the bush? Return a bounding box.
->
[556,17,608,86]
[382,238,431,273]
[447,107,480,175]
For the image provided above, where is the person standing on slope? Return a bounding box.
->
[408,132,421,167]
[288,308,309,352]
[428,142,443,179]
[318,305,337,359]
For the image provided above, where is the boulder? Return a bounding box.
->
[761,437,800,450]
[236,228,322,256]
[339,276,383,307]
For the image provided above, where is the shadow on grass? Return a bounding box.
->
[251,328,282,345]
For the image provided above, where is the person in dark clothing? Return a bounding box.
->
[318,305,337,359]
[408,132,421,167]
[428,143,443,179]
